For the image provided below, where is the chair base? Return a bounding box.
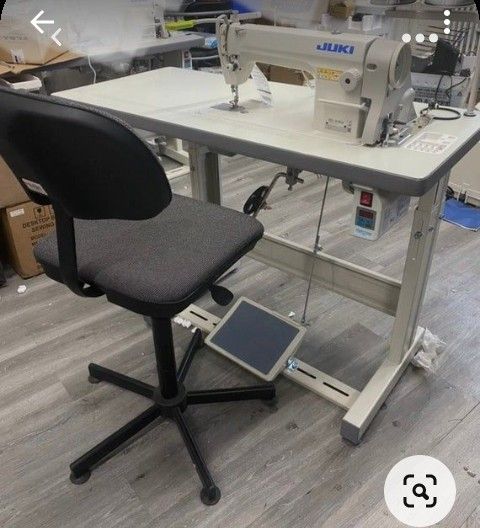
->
[70,329,276,506]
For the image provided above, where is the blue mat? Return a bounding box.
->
[443,199,480,231]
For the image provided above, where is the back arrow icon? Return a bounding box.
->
[51,28,62,46]
[31,11,55,34]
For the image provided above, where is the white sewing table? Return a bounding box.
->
[55,67,480,443]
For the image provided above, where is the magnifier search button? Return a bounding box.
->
[413,484,430,501]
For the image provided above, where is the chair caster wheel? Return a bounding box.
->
[200,485,221,506]
[70,470,91,485]
[88,375,100,384]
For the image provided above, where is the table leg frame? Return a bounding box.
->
[186,144,449,444]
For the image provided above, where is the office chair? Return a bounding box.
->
[0,87,276,505]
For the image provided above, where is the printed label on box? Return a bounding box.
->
[10,208,25,218]
[10,48,26,64]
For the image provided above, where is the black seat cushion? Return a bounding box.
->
[35,195,264,317]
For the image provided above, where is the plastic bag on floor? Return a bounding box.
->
[411,329,446,374]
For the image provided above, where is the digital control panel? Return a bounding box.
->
[351,186,410,241]
[355,207,376,231]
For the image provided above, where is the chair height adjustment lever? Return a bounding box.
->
[209,285,234,306]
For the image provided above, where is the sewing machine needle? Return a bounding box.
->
[230,85,239,109]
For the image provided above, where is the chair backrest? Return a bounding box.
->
[0,87,172,220]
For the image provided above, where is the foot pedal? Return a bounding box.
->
[205,297,306,381]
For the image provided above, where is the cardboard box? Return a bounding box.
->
[0,51,84,77]
[0,15,64,65]
[270,65,307,87]
[0,156,29,209]
[328,0,355,19]
[1,201,56,279]
[258,64,309,87]
[0,71,42,90]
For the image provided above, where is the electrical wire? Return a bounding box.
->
[427,66,464,116]
[431,107,462,120]
[191,55,219,61]
[87,55,97,84]
[421,103,462,120]
[434,74,446,104]
[445,76,469,104]
[431,73,466,110]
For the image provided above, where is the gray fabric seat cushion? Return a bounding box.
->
[35,195,263,315]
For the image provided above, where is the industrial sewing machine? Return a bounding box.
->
[216,16,439,241]
[216,16,422,146]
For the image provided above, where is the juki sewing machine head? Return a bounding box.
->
[216,16,419,146]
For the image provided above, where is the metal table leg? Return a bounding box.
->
[188,143,222,205]
[341,173,450,444]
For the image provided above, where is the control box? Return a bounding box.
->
[351,186,410,241]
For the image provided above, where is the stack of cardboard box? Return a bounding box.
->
[0,156,56,279]
[0,17,65,67]
[0,6,60,280]
[0,0,68,76]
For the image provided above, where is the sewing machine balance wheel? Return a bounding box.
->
[390,43,411,89]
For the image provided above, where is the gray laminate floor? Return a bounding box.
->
[1,156,480,528]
